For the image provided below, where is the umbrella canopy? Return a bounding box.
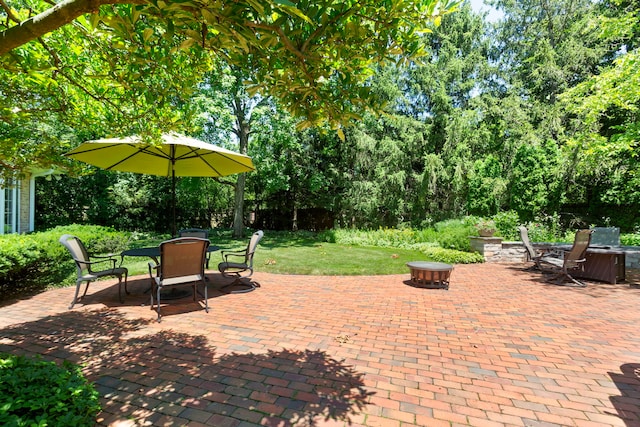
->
[64,133,255,235]
[64,133,255,177]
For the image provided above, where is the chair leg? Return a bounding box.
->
[117,275,124,303]
[202,279,209,312]
[149,281,156,312]
[69,280,84,309]
[82,281,90,298]
[124,271,129,295]
[566,274,588,287]
[547,271,587,287]
[156,285,163,322]
[220,276,256,293]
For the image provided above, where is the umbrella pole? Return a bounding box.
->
[172,167,176,237]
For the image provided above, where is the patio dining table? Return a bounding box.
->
[120,244,220,266]
[120,244,221,299]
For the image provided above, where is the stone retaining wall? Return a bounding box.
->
[470,236,640,268]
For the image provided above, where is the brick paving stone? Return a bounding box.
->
[1,264,640,426]
[180,407,212,423]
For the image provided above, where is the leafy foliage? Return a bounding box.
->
[509,140,562,221]
[0,224,130,301]
[0,353,100,426]
[493,210,521,240]
[467,155,507,216]
[621,233,640,246]
[433,217,478,251]
[1,0,458,179]
[521,213,573,243]
[318,218,484,259]
[419,246,484,264]
[6,0,640,236]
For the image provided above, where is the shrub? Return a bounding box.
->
[0,354,101,426]
[434,218,477,252]
[320,223,481,257]
[493,210,520,240]
[322,227,422,247]
[523,213,570,242]
[621,233,640,246]
[414,244,485,264]
[0,225,131,302]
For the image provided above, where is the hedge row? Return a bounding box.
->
[0,225,130,301]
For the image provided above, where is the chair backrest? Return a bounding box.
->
[59,234,91,275]
[518,226,537,260]
[590,227,620,247]
[159,237,209,280]
[564,229,593,268]
[178,228,209,239]
[244,230,264,267]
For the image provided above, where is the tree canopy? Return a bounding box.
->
[1,0,458,177]
[5,0,640,233]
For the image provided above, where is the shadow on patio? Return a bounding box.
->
[0,308,373,426]
[609,363,640,427]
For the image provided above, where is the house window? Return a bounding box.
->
[1,180,18,234]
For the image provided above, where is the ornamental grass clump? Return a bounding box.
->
[0,354,101,426]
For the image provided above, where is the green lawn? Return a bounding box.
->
[121,232,428,276]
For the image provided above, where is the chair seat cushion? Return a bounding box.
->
[540,256,563,268]
[156,274,203,287]
[82,268,128,281]
[219,262,247,272]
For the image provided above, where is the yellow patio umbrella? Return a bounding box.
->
[65,133,255,235]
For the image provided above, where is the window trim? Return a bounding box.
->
[1,179,19,234]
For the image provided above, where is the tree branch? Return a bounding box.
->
[0,0,144,56]
[244,21,321,63]
[0,0,20,24]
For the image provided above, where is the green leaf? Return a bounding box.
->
[143,28,154,42]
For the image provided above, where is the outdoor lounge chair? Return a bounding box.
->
[178,228,211,268]
[540,229,594,287]
[59,234,128,309]
[148,237,209,322]
[519,226,547,270]
[218,230,263,293]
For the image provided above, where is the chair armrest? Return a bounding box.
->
[148,261,159,278]
[220,250,247,262]
[82,258,117,269]
[93,253,116,259]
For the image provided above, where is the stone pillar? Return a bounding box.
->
[469,236,504,262]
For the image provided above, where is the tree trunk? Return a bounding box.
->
[292,205,298,231]
[233,173,246,237]
[232,94,250,238]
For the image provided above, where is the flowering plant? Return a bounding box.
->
[475,219,496,236]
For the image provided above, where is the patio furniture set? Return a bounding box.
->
[60,224,626,322]
[60,229,264,322]
[405,226,627,291]
[519,226,626,287]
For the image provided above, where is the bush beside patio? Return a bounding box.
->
[0,353,100,426]
[0,225,131,302]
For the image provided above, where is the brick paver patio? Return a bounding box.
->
[1,263,639,426]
